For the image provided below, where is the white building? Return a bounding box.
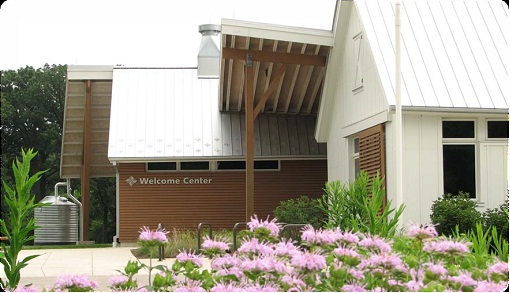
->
[316,0,509,224]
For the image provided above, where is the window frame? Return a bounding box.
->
[486,119,509,141]
[441,119,478,199]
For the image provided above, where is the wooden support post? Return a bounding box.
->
[245,54,255,222]
[81,80,92,241]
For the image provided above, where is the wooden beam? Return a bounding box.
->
[81,80,92,241]
[253,64,286,119]
[284,44,307,113]
[245,54,255,222]
[223,47,326,67]
[306,67,326,114]
[273,42,292,113]
[296,45,321,113]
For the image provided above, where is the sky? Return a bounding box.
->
[0,0,336,70]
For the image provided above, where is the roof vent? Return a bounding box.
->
[198,24,221,79]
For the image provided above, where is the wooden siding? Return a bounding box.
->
[118,160,327,242]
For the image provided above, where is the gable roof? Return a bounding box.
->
[358,0,508,110]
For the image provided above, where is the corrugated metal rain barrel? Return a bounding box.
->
[34,196,79,244]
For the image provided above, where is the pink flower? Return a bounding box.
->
[273,240,301,258]
[359,236,392,253]
[408,223,438,240]
[341,283,367,292]
[365,253,403,270]
[240,256,288,274]
[280,274,306,289]
[474,280,508,292]
[237,238,274,255]
[423,262,448,276]
[214,266,245,279]
[244,283,280,292]
[210,282,244,292]
[487,260,509,277]
[138,226,168,243]
[202,237,230,252]
[333,246,360,259]
[53,274,98,291]
[247,215,281,236]
[291,250,326,271]
[211,254,242,270]
[339,231,360,245]
[108,275,129,287]
[174,280,205,292]
[423,238,470,254]
[176,250,203,267]
[301,225,343,246]
[448,271,477,288]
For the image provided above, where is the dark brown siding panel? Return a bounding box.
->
[118,160,327,242]
[359,124,386,181]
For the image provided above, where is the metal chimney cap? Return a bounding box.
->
[199,24,221,35]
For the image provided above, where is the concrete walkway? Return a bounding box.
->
[0,247,211,291]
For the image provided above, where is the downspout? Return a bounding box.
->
[65,179,83,242]
[395,0,404,224]
[55,181,83,242]
[112,161,120,247]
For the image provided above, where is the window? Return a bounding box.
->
[487,121,509,139]
[442,121,476,198]
[353,137,360,178]
[147,162,177,171]
[443,145,476,198]
[216,160,279,171]
[180,161,210,171]
[442,121,475,138]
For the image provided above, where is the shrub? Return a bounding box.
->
[273,195,325,229]
[430,192,482,237]
[483,200,509,241]
[319,171,404,238]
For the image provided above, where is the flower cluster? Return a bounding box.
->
[52,274,98,292]
[408,223,438,240]
[247,215,281,237]
[13,216,509,292]
[138,226,168,243]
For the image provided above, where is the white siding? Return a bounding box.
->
[385,114,508,225]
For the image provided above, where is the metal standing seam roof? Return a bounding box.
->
[107,68,326,161]
[357,0,508,109]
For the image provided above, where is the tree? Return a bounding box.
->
[1,64,66,204]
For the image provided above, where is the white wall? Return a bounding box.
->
[386,113,509,225]
[324,1,390,182]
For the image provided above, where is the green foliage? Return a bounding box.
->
[0,149,48,290]
[319,171,405,238]
[1,64,66,211]
[483,200,509,241]
[274,195,325,229]
[430,192,482,237]
[452,222,509,263]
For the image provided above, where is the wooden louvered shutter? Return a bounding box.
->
[359,124,386,183]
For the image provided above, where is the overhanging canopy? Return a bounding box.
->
[220,19,334,115]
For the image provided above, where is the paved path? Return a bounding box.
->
[0,247,211,291]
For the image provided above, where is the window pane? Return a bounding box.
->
[180,161,210,171]
[354,158,360,178]
[254,160,279,170]
[487,121,509,138]
[217,161,245,170]
[147,162,177,171]
[442,121,475,138]
[354,138,360,154]
[443,145,476,198]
